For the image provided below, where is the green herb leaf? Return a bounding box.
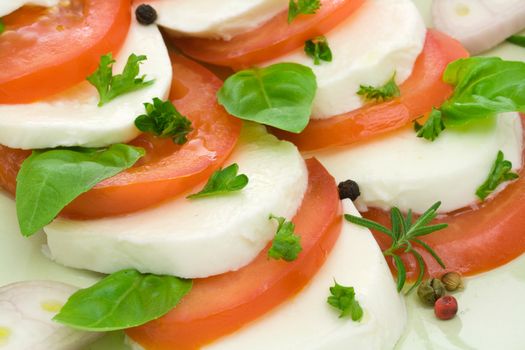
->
[414,108,446,141]
[304,36,333,65]
[135,98,193,145]
[476,150,519,201]
[187,163,249,199]
[345,202,447,293]
[268,215,302,262]
[288,0,321,23]
[0,19,5,35]
[87,53,154,107]
[16,144,145,236]
[327,281,363,321]
[507,35,525,48]
[357,74,400,103]
[217,63,317,133]
[53,269,192,331]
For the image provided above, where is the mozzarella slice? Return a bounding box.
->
[0,0,59,17]
[263,0,426,119]
[143,0,289,40]
[433,0,525,55]
[44,123,308,279]
[0,281,100,350]
[0,19,171,150]
[311,113,523,214]
[128,200,406,350]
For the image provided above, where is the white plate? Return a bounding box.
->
[1,1,524,349]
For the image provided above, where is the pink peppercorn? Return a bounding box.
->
[434,295,458,320]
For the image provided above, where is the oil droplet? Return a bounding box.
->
[455,4,470,16]
[0,327,10,346]
[41,300,64,313]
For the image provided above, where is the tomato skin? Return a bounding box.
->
[364,115,525,280]
[0,53,242,219]
[173,0,365,68]
[127,158,342,350]
[0,0,131,104]
[274,30,469,151]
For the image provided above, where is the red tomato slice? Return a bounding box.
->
[274,30,469,151]
[0,0,130,104]
[172,0,365,68]
[364,114,525,280]
[127,158,342,350]
[0,53,242,219]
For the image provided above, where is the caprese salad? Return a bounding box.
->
[0,0,524,349]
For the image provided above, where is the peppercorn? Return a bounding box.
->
[441,272,463,292]
[338,180,360,201]
[135,4,158,25]
[417,278,446,306]
[434,295,458,320]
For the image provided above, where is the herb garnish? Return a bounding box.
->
[327,281,363,321]
[135,98,193,145]
[345,202,447,293]
[476,150,519,201]
[54,269,192,331]
[0,19,5,35]
[414,108,446,141]
[304,36,333,65]
[88,53,154,107]
[16,144,144,236]
[357,74,400,103]
[268,215,302,262]
[507,35,525,48]
[288,0,321,23]
[187,163,249,199]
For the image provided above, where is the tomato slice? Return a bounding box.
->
[127,158,342,350]
[172,0,365,68]
[0,53,242,219]
[363,114,525,280]
[274,30,469,151]
[0,0,130,104]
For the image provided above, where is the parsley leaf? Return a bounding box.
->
[268,215,302,262]
[414,108,446,141]
[476,151,519,201]
[507,35,525,48]
[288,0,321,23]
[0,19,5,35]
[304,36,333,65]
[187,163,248,199]
[327,281,363,321]
[345,202,447,293]
[135,98,193,145]
[357,74,400,103]
[87,53,154,107]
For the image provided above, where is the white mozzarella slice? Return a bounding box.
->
[44,123,308,279]
[128,200,406,350]
[311,113,523,214]
[263,0,426,119]
[0,19,171,150]
[0,0,59,17]
[0,281,100,350]
[143,0,289,40]
[433,0,525,55]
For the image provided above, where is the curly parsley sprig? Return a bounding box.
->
[345,202,447,293]
[357,74,400,103]
[288,0,321,23]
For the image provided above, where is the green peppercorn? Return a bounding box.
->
[441,272,463,292]
[417,278,446,306]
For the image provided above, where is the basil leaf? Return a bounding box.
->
[53,269,192,331]
[507,35,525,48]
[440,57,525,126]
[217,63,317,133]
[187,163,248,199]
[0,19,5,35]
[304,36,333,65]
[16,144,144,236]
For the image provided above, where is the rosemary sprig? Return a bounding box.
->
[345,202,447,294]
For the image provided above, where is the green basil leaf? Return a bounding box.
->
[217,63,317,133]
[507,35,525,48]
[16,144,145,236]
[304,36,333,65]
[0,19,5,35]
[53,269,192,331]
[187,163,249,199]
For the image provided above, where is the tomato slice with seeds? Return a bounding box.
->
[364,115,525,280]
[274,30,469,151]
[127,158,342,350]
[172,0,365,68]
[0,0,130,104]
[0,53,242,219]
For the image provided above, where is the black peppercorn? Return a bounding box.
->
[135,4,158,25]
[338,180,360,201]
